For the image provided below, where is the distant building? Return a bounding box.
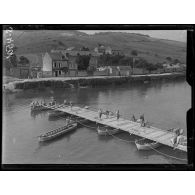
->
[105,46,112,54]
[42,50,101,77]
[94,45,123,55]
[162,63,185,72]
[112,49,123,55]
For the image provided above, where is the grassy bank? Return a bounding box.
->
[4,72,186,92]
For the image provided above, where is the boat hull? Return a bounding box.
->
[97,128,120,136]
[39,123,77,142]
[31,105,50,112]
[135,140,161,151]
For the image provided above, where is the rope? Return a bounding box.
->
[108,131,145,143]
[77,120,97,129]
[110,132,187,161]
[148,145,188,162]
[26,103,189,162]
[32,107,188,162]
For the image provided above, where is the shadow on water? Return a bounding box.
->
[98,131,137,143]
[47,115,67,121]
[30,110,49,119]
[97,135,113,142]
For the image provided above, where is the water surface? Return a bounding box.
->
[3,78,190,164]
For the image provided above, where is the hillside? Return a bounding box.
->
[3,30,186,64]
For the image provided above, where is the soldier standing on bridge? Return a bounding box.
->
[98,109,102,120]
[70,101,73,110]
[131,114,136,122]
[64,99,67,106]
[116,110,120,120]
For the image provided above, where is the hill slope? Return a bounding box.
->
[4,30,186,64]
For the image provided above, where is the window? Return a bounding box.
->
[59,70,61,75]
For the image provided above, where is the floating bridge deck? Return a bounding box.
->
[43,104,187,152]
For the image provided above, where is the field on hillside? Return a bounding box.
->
[3,30,186,64]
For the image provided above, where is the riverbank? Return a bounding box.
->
[3,72,186,93]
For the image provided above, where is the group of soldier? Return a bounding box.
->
[98,109,120,120]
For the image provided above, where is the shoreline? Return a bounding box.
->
[3,72,186,93]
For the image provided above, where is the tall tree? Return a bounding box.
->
[9,54,18,67]
[19,56,30,65]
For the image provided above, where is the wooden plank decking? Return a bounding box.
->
[43,104,187,152]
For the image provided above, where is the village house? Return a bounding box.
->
[42,52,69,77]
[42,49,100,77]
[61,50,100,76]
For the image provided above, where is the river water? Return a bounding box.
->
[2,78,190,164]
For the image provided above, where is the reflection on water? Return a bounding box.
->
[3,78,190,164]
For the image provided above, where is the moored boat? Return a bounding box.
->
[39,122,77,142]
[135,139,161,151]
[97,127,108,135]
[31,105,49,111]
[97,127,120,136]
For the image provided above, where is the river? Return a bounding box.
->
[2,78,190,164]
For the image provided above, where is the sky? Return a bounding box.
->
[79,30,187,42]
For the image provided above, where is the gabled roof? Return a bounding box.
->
[48,52,68,60]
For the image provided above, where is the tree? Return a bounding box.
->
[9,53,18,67]
[173,59,180,64]
[145,63,157,72]
[131,50,138,56]
[166,56,172,62]
[4,58,12,70]
[77,55,90,70]
[81,46,89,51]
[19,56,30,65]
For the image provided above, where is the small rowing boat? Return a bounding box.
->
[135,139,161,151]
[39,122,77,142]
[31,105,50,111]
[97,127,120,136]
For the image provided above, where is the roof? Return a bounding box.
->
[48,52,68,60]
[62,50,100,57]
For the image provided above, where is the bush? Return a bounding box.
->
[19,56,30,65]
[166,56,172,62]
[131,50,138,56]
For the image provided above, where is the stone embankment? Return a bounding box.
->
[3,72,186,93]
